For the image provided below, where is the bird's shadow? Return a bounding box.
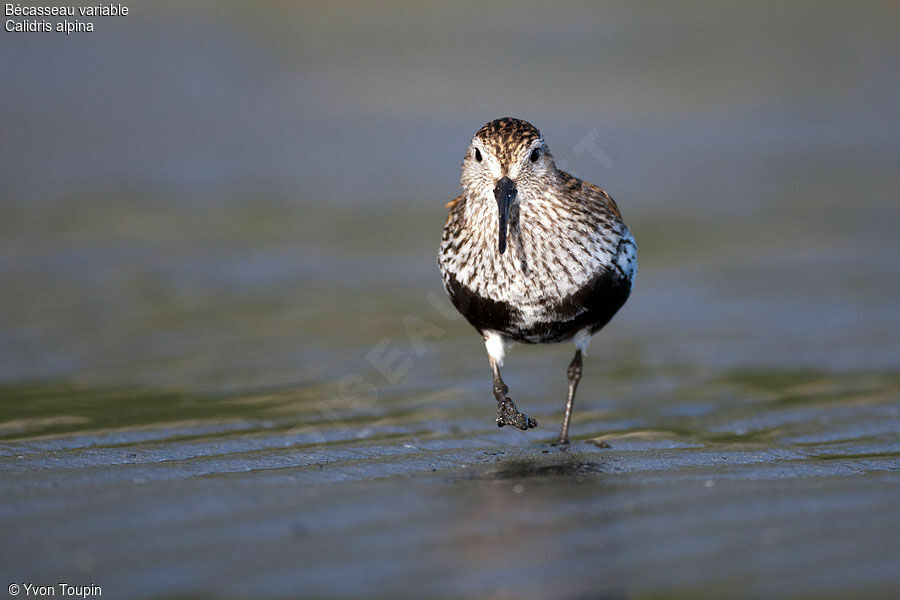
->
[479,450,604,480]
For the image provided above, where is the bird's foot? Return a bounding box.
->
[495,397,538,430]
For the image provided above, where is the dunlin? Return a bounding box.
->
[438,117,636,444]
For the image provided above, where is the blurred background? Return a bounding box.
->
[2,0,898,391]
[2,2,899,598]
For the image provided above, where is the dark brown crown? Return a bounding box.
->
[475,117,543,166]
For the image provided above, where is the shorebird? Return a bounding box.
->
[438,117,636,445]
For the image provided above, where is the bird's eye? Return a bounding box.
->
[530,148,540,162]
[474,148,482,162]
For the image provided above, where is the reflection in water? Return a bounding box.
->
[480,454,605,479]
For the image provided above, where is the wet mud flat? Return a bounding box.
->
[1,370,898,599]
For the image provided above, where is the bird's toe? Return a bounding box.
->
[496,397,538,430]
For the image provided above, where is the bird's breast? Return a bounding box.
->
[439,198,635,343]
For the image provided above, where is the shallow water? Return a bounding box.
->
[2,2,900,598]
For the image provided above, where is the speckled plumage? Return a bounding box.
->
[438,117,636,443]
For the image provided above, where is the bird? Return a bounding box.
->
[438,117,636,445]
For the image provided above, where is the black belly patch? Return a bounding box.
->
[445,271,519,334]
[445,268,631,344]
[518,268,632,343]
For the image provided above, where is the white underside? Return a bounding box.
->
[573,329,593,353]
[485,328,593,366]
[483,331,506,366]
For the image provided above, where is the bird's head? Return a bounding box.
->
[460,117,555,254]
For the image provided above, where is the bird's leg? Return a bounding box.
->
[490,357,537,430]
[558,349,583,445]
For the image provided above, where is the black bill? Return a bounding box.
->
[493,176,516,254]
